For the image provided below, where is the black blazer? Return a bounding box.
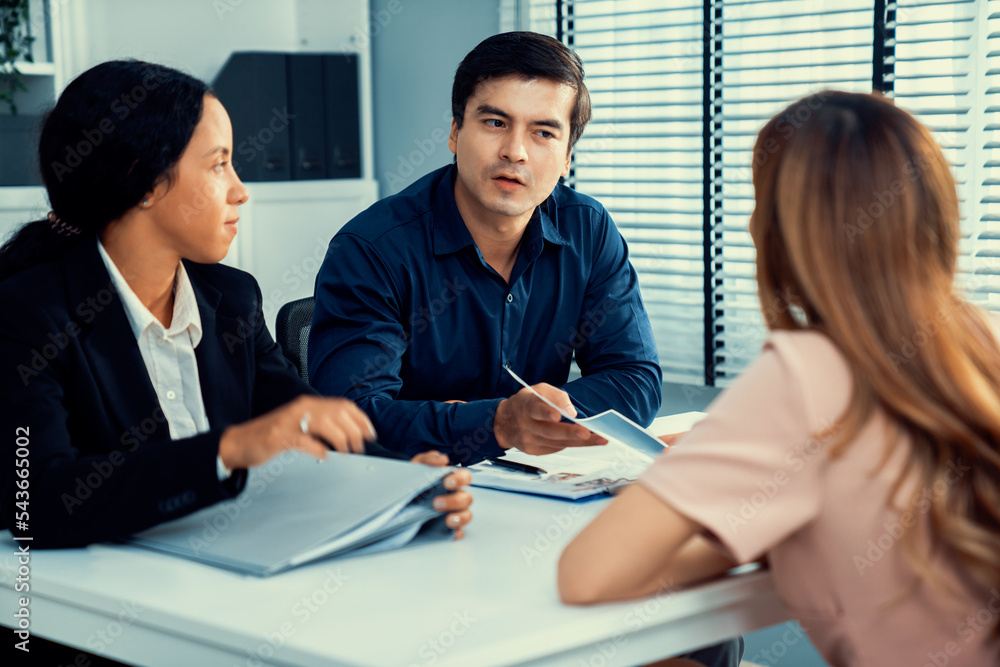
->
[1,242,317,548]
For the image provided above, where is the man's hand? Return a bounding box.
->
[494,383,607,455]
[410,450,473,540]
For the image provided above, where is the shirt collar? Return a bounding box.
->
[97,239,203,346]
[537,196,570,246]
[431,165,569,256]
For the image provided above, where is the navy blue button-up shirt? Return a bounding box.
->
[309,165,662,464]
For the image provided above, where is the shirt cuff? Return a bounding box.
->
[216,455,232,481]
[450,398,505,465]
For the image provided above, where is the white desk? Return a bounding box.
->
[0,485,789,667]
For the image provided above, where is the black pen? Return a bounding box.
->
[487,458,546,476]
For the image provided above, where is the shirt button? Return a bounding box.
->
[506,294,514,303]
[504,361,511,369]
[166,390,177,400]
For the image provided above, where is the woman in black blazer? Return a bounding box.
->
[0,60,473,548]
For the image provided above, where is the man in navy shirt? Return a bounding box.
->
[309,31,661,465]
[310,34,744,666]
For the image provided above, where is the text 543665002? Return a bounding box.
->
[13,426,32,653]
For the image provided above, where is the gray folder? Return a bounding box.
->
[128,453,449,576]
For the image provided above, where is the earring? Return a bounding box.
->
[143,200,149,206]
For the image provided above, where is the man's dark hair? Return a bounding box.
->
[451,31,592,150]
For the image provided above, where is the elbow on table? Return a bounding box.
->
[557,550,610,605]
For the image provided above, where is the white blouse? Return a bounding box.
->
[98,240,229,480]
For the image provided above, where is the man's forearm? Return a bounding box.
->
[355,395,506,464]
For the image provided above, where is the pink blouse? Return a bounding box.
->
[640,330,1000,667]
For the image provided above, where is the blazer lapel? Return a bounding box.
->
[63,242,165,441]
[188,263,251,428]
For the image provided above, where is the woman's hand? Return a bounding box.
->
[657,431,687,447]
[410,450,474,540]
[219,395,376,470]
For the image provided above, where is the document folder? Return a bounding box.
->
[128,453,449,576]
[470,411,708,500]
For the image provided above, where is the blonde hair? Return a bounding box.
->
[751,91,1000,628]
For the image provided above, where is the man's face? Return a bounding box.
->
[448,75,575,227]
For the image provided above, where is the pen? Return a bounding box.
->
[503,366,585,419]
[487,458,547,476]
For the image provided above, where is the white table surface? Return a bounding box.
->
[1,414,791,666]
[0,486,789,667]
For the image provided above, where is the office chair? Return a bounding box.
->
[275,296,315,383]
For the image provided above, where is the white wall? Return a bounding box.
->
[66,0,299,84]
[0,0,383,328]
[1,0,508,318]
[59,0,374,182]
[371,0,500,196]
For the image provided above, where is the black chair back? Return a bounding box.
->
[275,297,315,382]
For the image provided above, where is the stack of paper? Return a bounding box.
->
[470,408,708,500]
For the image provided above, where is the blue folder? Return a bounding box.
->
[128,453,449,576]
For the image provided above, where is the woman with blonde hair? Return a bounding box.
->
[559,91,1000,666]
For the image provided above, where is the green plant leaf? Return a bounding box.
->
[0,0,34,114]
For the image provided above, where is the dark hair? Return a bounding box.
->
[451,31,592,150]
[0,60,209,282]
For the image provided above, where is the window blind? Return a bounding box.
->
[890,0,1000,313]
[979,1,1000,311]
[509,0,1000,385]
[500,0,559,34]
[565,0,709,384]
[710,0,875,382]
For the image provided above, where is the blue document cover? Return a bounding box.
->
[572,409,666,460]
[128,453,449,576]
[504,367,666,459]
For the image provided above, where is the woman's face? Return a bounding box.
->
[149,95,248,263]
